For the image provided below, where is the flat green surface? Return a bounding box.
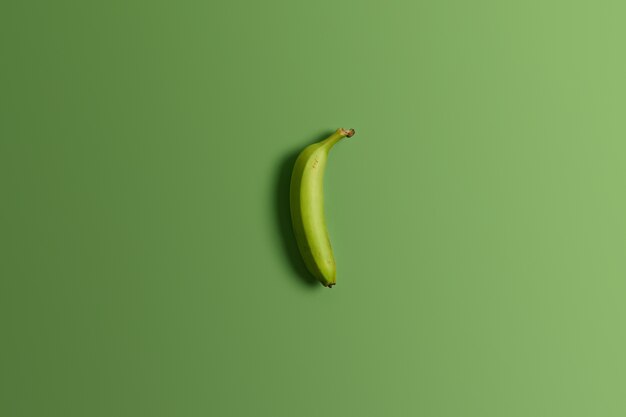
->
[2,1,626,416]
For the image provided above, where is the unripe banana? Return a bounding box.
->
[290,128,356,287]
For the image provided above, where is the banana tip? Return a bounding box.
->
[340,128,355,138]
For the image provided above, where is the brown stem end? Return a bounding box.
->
[340,128,356,138]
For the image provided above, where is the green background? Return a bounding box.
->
[2,1,626,416]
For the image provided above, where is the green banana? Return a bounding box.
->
[290,128,356,287]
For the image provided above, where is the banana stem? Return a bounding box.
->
[340,128,355,137]
[324,128,356,147]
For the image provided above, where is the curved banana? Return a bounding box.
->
[290,128,356,287]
